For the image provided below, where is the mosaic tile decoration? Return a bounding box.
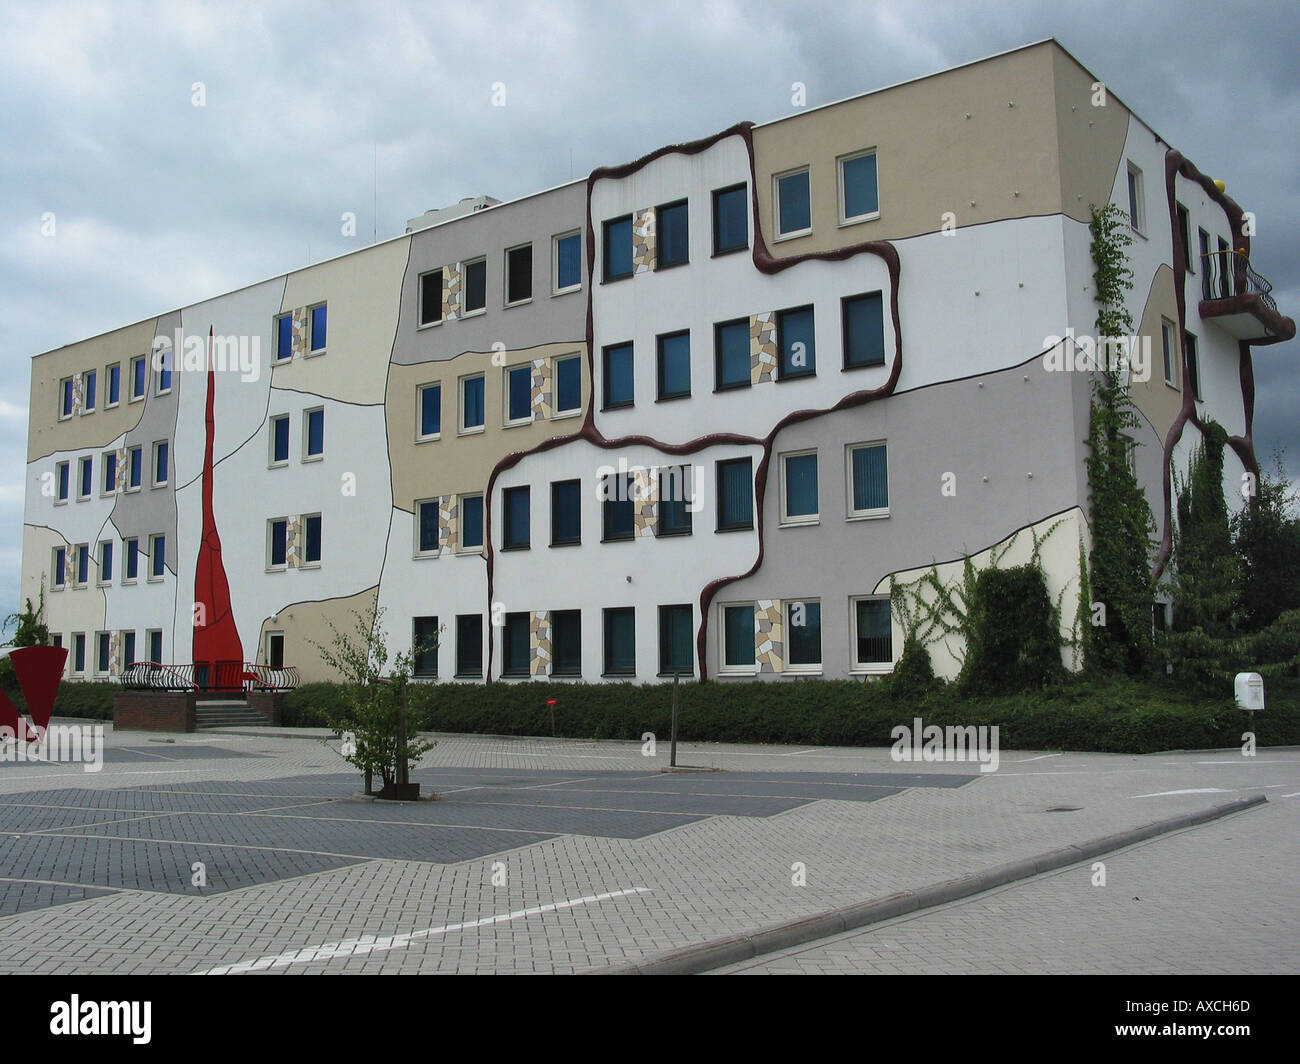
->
[751,312,777,385]
[530,610,551,676]
[632,207,656,274]
[755,598,784,673]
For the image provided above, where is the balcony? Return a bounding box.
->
[1198,250,1295,343]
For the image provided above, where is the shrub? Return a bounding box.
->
[960,565,1065,694]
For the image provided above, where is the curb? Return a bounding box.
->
[592,793,1269,975]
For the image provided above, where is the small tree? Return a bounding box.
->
[309,604,436,794]
[1,588,51,693]
[1233,454,1300,631]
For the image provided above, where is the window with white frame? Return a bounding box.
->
[785,599,822,672]
[780,450,819,525]
[462,258,487,314]
[270,414,290,465]
[505,243,533,306]
[553,231,582,294]
[415,499,440,556]
[553,354,581,416]
[720,602,756,672]
[1161,319,1178,388]
[461,374,486,432]
[1126,162,1145,234]
[303,407,324,460]
[419,268,444,327]
[774,167,812,239]
[149,534,166,580]
[838,149,879,224]
[505,364,532,425]
[417,383,441,440]
[846,442,889,518]
[851,596,894,671]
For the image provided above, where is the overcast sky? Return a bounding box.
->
[2,0,1296,628]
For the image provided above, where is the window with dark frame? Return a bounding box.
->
[722,604,755,669]
[603,607,635,675]
[855,598,893,666]
[656,331,691,400]
[506,244,533,304]
[551,480,581,546]
[503,486,530,549]
[716,458,753,531]
[657,466,692,536]
[658,604,693,676]
[456,614,483,677]
[463,258,487,312]
[603,216,633,281]
[776,169,811,236]
[656,200,688,268]
[842,292,886,368]
[304,515,322,564]
[413,616,439,677]
[420,269,444,326]
[714,319,750,390]
[776,305,815,380]
[460,494,484,550]
[551,610,582,676]
[502,612,530,676]
[603,342,634,408]
[602,475,634,541]
[712,184,748,255]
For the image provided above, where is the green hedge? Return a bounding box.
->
[282,674,1300,754]
[0,680,119,721]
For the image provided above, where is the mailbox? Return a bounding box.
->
[1234,672,1265,712]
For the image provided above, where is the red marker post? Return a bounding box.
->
[546,698,557,737]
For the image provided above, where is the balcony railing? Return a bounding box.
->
[1201,249,1278,311]
[119,661,300,693]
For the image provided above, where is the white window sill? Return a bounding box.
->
[269,460,288,469]
[129,394,145,403]
[415,434,442,444]
[52,585,66,592]
[780,516,819,528]
[838,212,880,228]
[458,426,486,437]
[264,566,286,574]
[719,666,759,676]
[54,499,68,507]
[783,667,823,677]
[460,308,487,320]
[850,664,895,676]
[504,298,533,310]
[456,546,484,556]
[58,414,73,422]
[551,409,582,420]
[847,510,890,522]
[303,454,324,464]
[121,579,137,587]
[772,228,812,243]
[106,402,120,410]
[552,286,582,298]
[125,486,141,494]
[417,320,443,331]
[305,349,326,358]
[503,418,533,429]
[147,576,164,584]
[300,561,321,570]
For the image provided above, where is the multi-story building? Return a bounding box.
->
[22,39,1293,687]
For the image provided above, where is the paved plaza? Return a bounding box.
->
[0,723,1296,974]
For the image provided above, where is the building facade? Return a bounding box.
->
[22,40,1293,686]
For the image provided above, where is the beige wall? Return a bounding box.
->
[1131,264,1183,440]
[255,585,379,684]
[273,238,412,405]
[385,341,588,509]
[28,318,155,462]
[751,41,1131,255]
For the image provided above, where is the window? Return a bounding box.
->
[554,354,581,415]
[129,355,147,401]
[1161,320,1178,388]
[714,319,750,390]
[848,443,889,517]
[304,407,324,459]
[150,535,166,580]
[455,615,483,677]
[1217,236,1233,299]
[506,365,532,424]
[843,292,886,369]
[712,184,748,255]
[275,313,294,361]
[127,446,143,490]
[107,364,121,407]
[656,331,691,400]
[853,597,893,669]
[266,632,284,669]
[148,629,163,665]
[56,461,69,503]
[786,600,821,671]
[839,150,879,223]
[463,258,487,313]
[722,604,755,670]
[303,514,322,564]
[602,607,635,676]
[602,475,634,542]
[416,500,440,554]
[716,458,753,531]
[270,414,290,464]
[413,617,439,677]
[419,268,444,326]
[775,168,811,238]
[551,480,581,546]
[59,377,74,418]
[603,215,633,281]
[72,634,86,674]
[1198,229,1212,300]
[75,544,89,586]
[461,374,486,432]
[418,383,442,439]
[122,630,137,668]
[78,457,92,500]
[459,494,484,551]
[502,612,530,676]
[98,540,113,584]
[505,243,532,305]
[53,547,66,588]
[603,342,634,409]
[96,631,111,675]
[658,604,693,676]
[51,634,62,650]
[156,349,172,394]
[1126,163,1144,233]
[657,466,692,536]
[553,231,582,293]
[124,538,139,582]
[1185,332,1201,401]
[268,519,288,568]
[656,200,688,269]
[1176,204,1192,271]
[153,441,169,487]
[777,305,815,379]
[503,486,530,549]
[781,451,819,524]
[309,304,327,352]
[551,610,582,676]
[83,370,97,413]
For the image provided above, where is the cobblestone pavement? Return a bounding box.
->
[0,722,1294,974]
[714,796,1300,974]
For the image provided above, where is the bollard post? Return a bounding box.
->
[670,671,679,768]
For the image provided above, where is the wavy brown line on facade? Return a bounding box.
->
[1156,149,1295,582]
[481,121,902,680]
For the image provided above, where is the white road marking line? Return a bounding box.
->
[195,887,653,974]
[1196,760,1296,765]
[0,768,206,784]
[1281,792,1300,798]
[1012,754,1063,763]
[1131,787,1234,798]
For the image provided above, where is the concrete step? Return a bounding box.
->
[196,702,268,729]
